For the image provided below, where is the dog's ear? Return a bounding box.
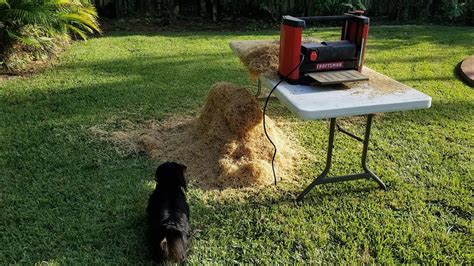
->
[155,162,170,183]
[177,163,187,190]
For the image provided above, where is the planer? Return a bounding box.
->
[278,11,370,85]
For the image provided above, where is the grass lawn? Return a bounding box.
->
[1,25,473,264]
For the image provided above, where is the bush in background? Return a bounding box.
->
[92,0,473,25]
[0,0,101,73]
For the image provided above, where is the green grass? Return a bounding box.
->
[1,25,473,264]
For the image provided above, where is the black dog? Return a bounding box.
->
[147,162,190,262]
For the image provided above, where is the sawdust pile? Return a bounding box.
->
[236,38,321,80]
[364,68,408,95]
[239,43,280,80]
[91,82,299,189]
[348,68,409,97]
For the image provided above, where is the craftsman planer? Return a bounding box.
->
[278,11,370,85]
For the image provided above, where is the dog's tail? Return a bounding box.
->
[160,225,187,262]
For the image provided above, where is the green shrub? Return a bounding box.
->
[0,0,101,72]
[2,25,70,73]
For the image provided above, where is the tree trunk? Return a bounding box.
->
[0,29,5,58]
[212,0,217,22]
[136,0,145,14]
[115,0,121,17]
[166,0,179,24]
[200,0,206,17]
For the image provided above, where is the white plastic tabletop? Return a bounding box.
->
[260,68,432,119]
[229,40,431,120]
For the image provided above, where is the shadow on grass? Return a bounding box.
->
[1,55,243,128]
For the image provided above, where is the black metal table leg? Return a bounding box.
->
[296,114,387,201]
[296,118,336,201]
[362,114,387,190]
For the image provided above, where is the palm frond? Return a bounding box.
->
[5,6,57,27]
[0,0,10,8]
[6,29,42,47]
[60,12,100,33]
[2,0,100,46]
[66,24,87,40]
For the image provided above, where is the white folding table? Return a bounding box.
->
[230,40,432,200]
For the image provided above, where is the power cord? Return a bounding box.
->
[263,53,305,185]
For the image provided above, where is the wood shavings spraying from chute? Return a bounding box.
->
[236,38,321,80]
[90,82,303,189]
[239,42,280,80]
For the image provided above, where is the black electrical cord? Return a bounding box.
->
[263,53,305,185]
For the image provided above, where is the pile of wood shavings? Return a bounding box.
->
[239,42,280,80]
[350,68,409,97]
[90,82,300,189]
[236,38,321,80]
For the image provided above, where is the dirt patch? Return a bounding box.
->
[458,56,474,87]
[90,82,304,189]
[0,74,19,83]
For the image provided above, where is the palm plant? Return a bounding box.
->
[342,0,367,11]
[0,0,100,63]
[445,0,466,19]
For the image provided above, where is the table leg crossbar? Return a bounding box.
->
[297,114,387,201]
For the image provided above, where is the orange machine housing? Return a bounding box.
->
[278,11,370,84]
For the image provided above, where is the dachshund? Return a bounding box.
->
[147,162,190,262]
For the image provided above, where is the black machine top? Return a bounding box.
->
[282,12,369,28]
[282,15,306,27]
[301,41,357,62]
